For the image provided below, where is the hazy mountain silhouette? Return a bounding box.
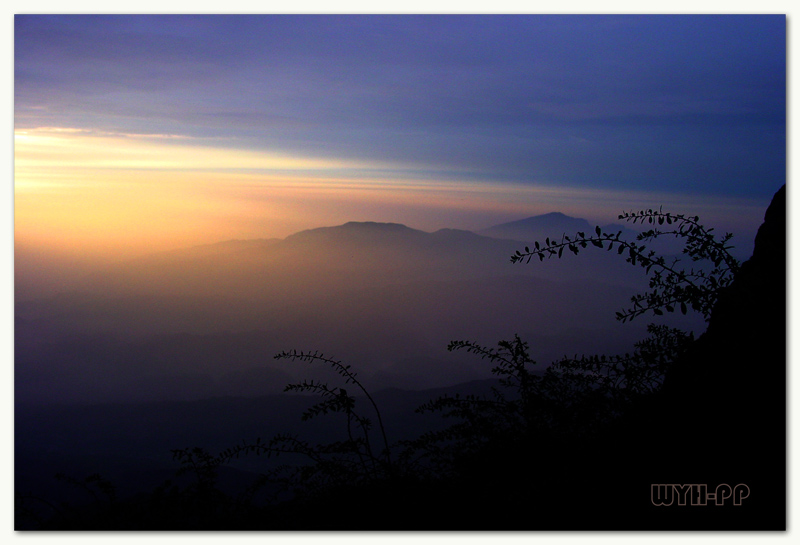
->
[21,218,651,311]
[479,212,691,256]
[16,215,707,407]
[479,211,595,241]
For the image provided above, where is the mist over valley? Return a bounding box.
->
[15,212,709,407]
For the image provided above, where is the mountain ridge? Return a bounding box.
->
[16,210,696,407]
[183,213,606,253]
[107,214,622,264]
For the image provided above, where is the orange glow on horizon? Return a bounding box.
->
[14,126,767,264]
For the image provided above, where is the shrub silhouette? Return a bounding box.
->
[165,350,405,527]
[403,207,734,473]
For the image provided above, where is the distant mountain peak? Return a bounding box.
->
[478,212,593,242]
[537,211,572,219]
[339,221,413,231]
[497,211,586,225]
[283,221,425,245]
[433,227,480,236]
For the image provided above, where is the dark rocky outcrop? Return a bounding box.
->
[623,185,787,529]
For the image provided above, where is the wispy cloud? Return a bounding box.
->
[15,15,785,199]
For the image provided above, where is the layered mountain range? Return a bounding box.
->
[16,212,704,406]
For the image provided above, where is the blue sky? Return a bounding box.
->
[15,14,785,198]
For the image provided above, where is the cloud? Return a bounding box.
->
[14,14,785,200]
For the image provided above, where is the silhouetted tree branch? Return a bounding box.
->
[510,207,740,322]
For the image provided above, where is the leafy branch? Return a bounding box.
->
[275,350,393,474]
[546,324,693,406]
[402,336,538,471]
[510,207,740,322]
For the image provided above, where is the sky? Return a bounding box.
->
[13,14,786,262]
